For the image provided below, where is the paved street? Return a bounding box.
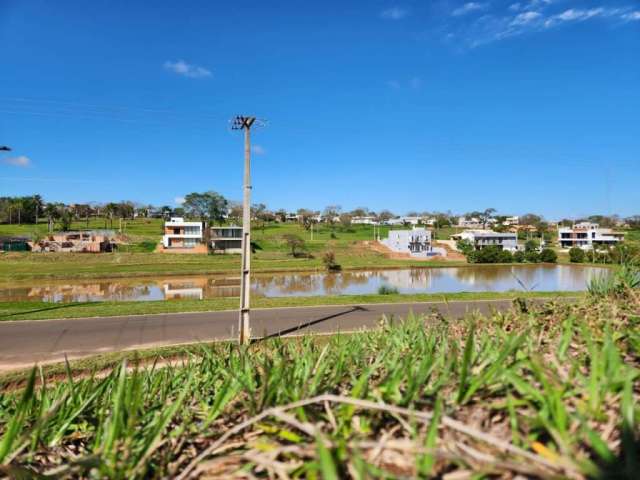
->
[0,299,529,371]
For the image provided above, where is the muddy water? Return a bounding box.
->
[1,265,610,303]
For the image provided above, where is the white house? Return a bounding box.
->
[352,216,379,225]
[457,217,483,229]
[451,230,519,252]
[558,222,624,250]
[162,217,204,249]
[503,216,519,226]
[380,227,447,258]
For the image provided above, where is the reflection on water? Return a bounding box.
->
[1,265,609,303]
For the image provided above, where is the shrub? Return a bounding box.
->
[569,247,585,263]
[456,239,474,256]
[474,245,502,263]
[524,239,539,253]
[283,234,306,257]
[539,248,558,263]
[513,250,525,263]
[322,250,341,271]
[377,284,399,295]
[497,249,513,263]
[524,250,539,263]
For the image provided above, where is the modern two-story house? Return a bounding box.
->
[162,217,204,249]
[210,226,243,253]
[558,222,624,250]
[451,230,519,252]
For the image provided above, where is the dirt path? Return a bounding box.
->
[362,241,465,262]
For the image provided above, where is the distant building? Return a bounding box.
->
[0,236,31,252]
[162,217,204,249]
[352,216,379,225]
[558,222,624,250]
[211,226,243,253]
[29,231,116,253]
[503,216,519,226]
[380,227,447,257]
[451,230,519,252]
[457,217,483,229]
[383,216,423,226]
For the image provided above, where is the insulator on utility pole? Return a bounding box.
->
[231,115,261,345]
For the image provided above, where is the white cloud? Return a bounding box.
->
[174,196,185,205]
[544,8,606,27]
[381,7,408,20]
[509,3,522,12]
[251,144,266,155]
[452,2,487,16]
[2,155,30,167]
[163,60,212,78]
[511,11,542,26]
[622,11,640,21]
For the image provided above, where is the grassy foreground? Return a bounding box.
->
[0,291,580,321]
[1,291,639,478]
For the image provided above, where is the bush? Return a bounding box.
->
[322,250,341,271]
[569,247,585,263]
[539,248,558,263]
[513,250,525,263]
[456,239,474,256]
[524,250,539,263]
[377,284,399,295]
[497,249,513,263]
[474,245,503,263]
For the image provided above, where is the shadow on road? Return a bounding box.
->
[251,305,369,344]
[1,302,85,320]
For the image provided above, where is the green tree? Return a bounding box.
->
[513,250,525,263]
[456,239,474,256]
[183,191,228,224]
[497,249,513,263]
[539,248,558,263]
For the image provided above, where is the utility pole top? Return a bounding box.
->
[231,116,256,130]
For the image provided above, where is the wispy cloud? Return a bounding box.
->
[2,155,30,167]
[174,196,185,205]
[251,144,266,155]
[381,7,408,20]
[452,2,487,16]
[446,3,638,48]
[622,11,640,21]
[163,60,212,78]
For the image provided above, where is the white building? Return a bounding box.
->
[352,216,379,225]
[457,217,483,229]
[503,216,519,226]
[558,222,624,250]
[380,227,447,258]
[452,230,519,252]
[383,216,424,226]
[162,217,204,249]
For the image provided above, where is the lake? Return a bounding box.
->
[0,265,610,303]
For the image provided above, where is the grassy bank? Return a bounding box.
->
[0,290,581,321]
[0,292,638,478]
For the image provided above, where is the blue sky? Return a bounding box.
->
[1,0,638,219]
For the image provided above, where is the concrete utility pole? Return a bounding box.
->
[232,115,257,345]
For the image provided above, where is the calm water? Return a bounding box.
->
[1,265,610,303]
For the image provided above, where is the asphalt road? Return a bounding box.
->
[0,299,528,371]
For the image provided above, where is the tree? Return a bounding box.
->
[378,210,394,222]
[569,247,585,263]
[58,210,73,231]
[456,239,474,256]
[283,234,306,257]
[183,191,228,224]
[480,208,496,229]
[296,208,316,230]
[323,205,341,225]
[513,250,525,263]
[520,213,543,227]
[275,209,287,222]
[322,250,341,271]
[474,245,502,263]
[339,213,352,228]
[350,207,368,218]
[539,248,557,263]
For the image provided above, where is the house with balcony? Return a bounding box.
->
[558,222,624,250]
[380,227,447,258]
[162,217,204,250]
[211,226,243,253]
[451,230,519,252]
